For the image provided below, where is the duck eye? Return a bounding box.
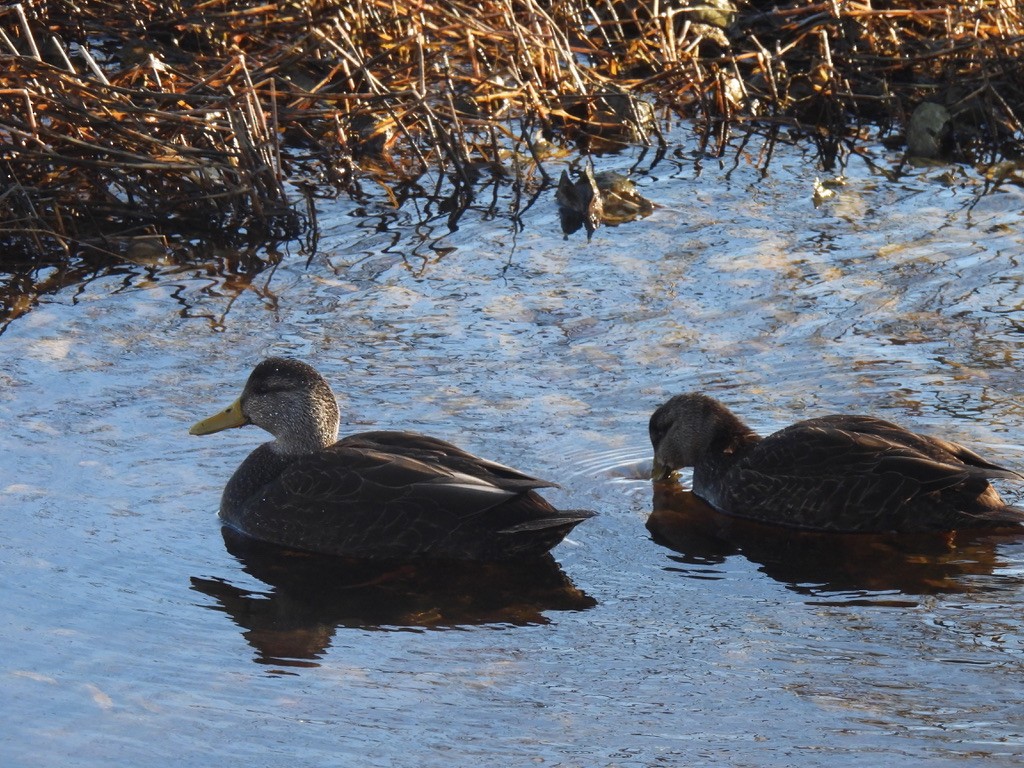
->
[250,378,292,396]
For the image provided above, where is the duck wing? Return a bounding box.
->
[340,430,557,491]
[224,444,583,559]
[712,416,1022,531]
[811,415,1024,481]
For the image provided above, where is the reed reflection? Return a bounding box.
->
[191,527,595,667]
[649,483,1023,601]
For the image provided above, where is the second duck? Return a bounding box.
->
[649,393,1024,532]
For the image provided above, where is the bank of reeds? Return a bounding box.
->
[1,0,1022,266]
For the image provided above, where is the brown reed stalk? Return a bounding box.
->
[0,0,1022,272]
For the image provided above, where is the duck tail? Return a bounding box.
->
[969,503,1024,527]
[980,467,1024,482]
[500,509,596,534]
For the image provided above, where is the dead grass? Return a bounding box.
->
[0,0,1021,265]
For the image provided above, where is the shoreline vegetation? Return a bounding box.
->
[0,1,1021,269]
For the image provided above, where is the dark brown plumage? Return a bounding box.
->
[649,393,1024,532]
[191,358,594,560]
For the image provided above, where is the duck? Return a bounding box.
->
[649,393,1024,532]
[556,164,655,241]
[190,358,595,560]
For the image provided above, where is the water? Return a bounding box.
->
[3,128,1024,766]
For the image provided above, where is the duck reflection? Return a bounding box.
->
[648,483,1023,600]
[191,527,595,667]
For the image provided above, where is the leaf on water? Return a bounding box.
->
[86,683,114,710]
[812,175,845,206]
[12,670,58,684]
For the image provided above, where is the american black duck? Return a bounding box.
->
[649,393,1024,532]
[190,358,594,560]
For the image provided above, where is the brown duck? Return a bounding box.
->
[649,393,1024,532]
[191,358,594,560]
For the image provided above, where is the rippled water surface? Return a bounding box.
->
[3,129,1024,767]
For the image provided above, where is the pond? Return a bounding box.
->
[3,126,1024,767]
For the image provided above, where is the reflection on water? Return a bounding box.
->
[648,482,1024,603]
[191,528,595,668]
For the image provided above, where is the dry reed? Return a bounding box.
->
[0,0,1022,268]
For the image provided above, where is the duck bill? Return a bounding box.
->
[189,397,249,435]
[651,458,675,482]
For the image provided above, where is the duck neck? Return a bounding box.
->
[693,416,760,485]
[270,400,340,456]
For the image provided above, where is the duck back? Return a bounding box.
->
[694,415,1024,532]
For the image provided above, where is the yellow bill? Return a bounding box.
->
[189,397,249,435]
